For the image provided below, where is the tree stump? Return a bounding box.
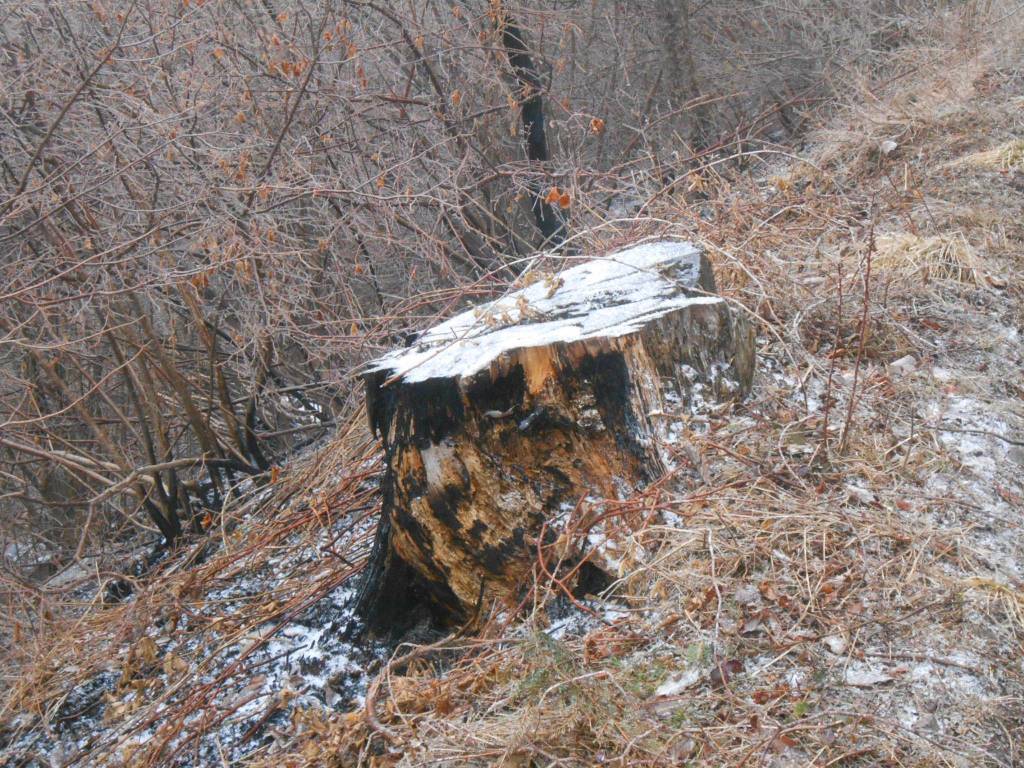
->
[355,240,754,633]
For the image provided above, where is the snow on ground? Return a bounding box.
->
[2,470,383,767]
[638,278,1023,765]
[4,287,1020,767]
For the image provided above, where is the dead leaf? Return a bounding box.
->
[135,636,158,665]
[162,653,189,677]
[759,581,779,602]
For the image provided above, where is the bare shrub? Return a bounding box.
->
[0,0,946,573]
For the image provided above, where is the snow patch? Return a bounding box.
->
[366,241,720,383]
[933,395,1013,481]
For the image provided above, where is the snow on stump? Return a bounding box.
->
[355,240,754,632]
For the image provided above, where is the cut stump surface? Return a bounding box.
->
[357,240,755,631]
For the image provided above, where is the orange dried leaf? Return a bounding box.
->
[434,693,454,715]
[558,192,571,209]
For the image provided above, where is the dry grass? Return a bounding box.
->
[872,232,984,285]
[0,415,382,766]
[949,139,1024,172]
[300,5,1024,765]
[3,3,1024,767]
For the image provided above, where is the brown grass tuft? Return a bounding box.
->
[873,231,985,285]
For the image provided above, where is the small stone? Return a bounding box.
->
[846,484,876,505]
[844,666,894,687]
[890,354,917,374]
[741,616,764,636]
[823,634,847,654]
[655,666,703,696]
[734,584,760,605]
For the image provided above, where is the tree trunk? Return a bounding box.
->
[354,240,754,634]
[655,0,711,146]
[497,11,566,249]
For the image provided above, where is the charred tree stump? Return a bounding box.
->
[355,241,754,634]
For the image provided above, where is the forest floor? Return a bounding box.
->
[2,11,1023,768]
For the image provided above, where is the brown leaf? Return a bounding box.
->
[772,733,798,751]
[434,693,453,715]
[759,581,780,602]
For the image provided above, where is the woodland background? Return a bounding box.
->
[0,0,931,561]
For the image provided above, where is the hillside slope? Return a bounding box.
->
[3,7,1023,768]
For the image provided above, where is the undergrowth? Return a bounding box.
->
[3,3,1023,767]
